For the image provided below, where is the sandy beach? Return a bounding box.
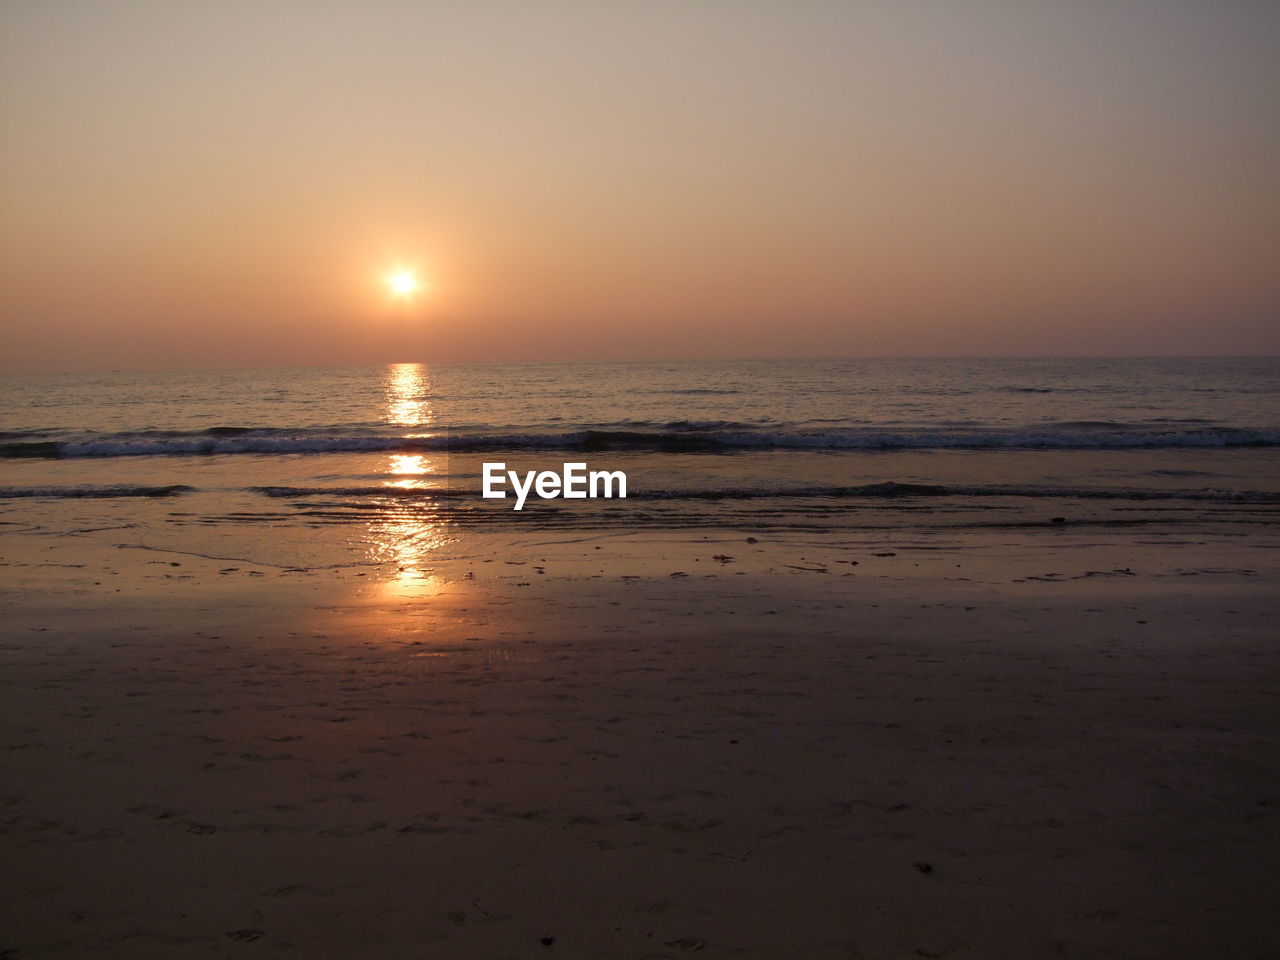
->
[4,527,1277,959]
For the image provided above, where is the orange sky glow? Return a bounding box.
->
[1,1,1277,373]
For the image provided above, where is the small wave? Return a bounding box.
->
[661,420,756,431]
[3,424,1278,458]
[615,426,1280,452]
[246,481,1279,506]
[204,426,260,436]
[252,485,446,499]
[655,388,742,395]
[14,435,450,458]
[0,484,194,499]
[646,482,1279,504]
[0,441,63,458]
[0,430,52,440]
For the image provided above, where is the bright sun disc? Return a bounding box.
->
[387,270,418,297]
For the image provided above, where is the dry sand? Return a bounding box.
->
[3,529,1278,958]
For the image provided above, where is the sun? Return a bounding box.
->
[386,269,419,298]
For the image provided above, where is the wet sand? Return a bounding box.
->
[3,530,1279,958]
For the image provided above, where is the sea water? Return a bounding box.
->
[2,358,1278,571]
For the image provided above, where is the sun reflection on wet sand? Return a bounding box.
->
[368,508,453,591]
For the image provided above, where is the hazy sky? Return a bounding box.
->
[2,0,1277,373]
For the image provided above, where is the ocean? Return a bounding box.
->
[2,357,1278,572]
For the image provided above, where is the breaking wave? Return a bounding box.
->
[3,423,1278,458]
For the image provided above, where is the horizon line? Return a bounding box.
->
[3,353,1279,379]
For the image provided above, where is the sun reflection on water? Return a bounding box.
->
[386,453,432,489]
[364,364,456,594]
[385,362,434,432]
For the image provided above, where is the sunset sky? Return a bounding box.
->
[2,0,1277,373]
